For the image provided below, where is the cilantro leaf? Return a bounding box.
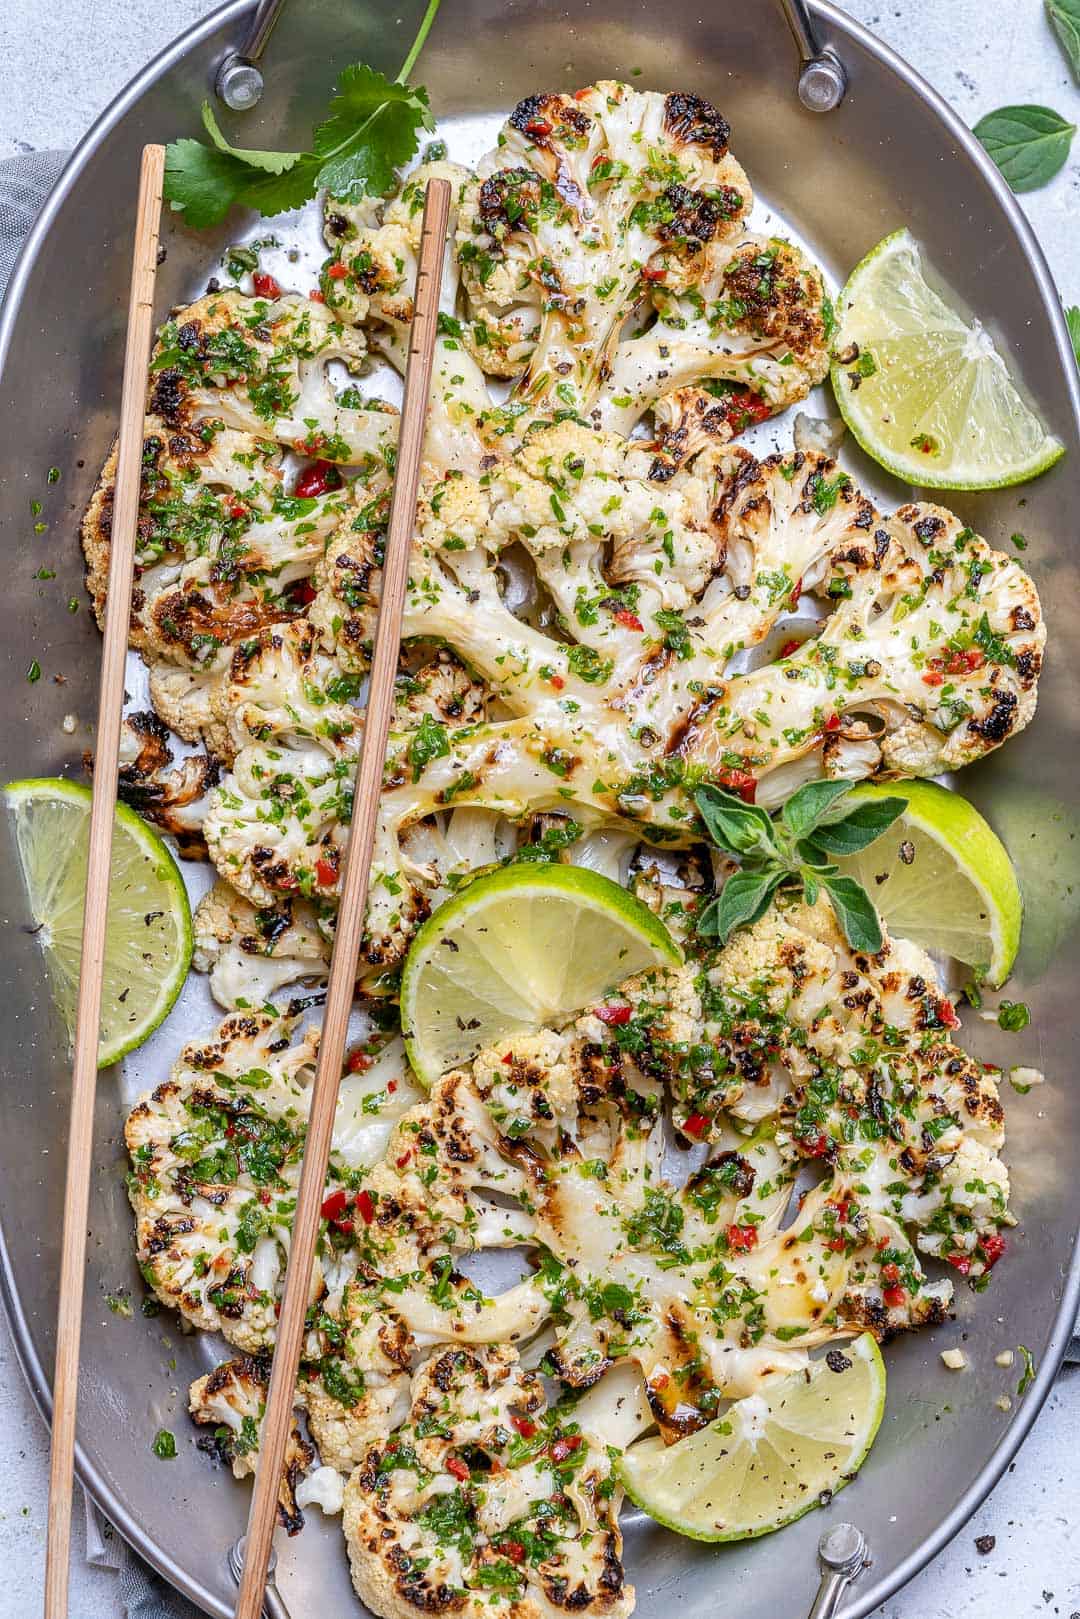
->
[162,0,441,226]
[312,66,433,202]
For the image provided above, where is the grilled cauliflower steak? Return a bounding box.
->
[343,1344,632,1619]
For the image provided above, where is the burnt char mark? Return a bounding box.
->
[967,690,1018,745]
[509,93,591,142]
[663,91,730,159]
[149,367,187,429]
[712,449,763,526]
[1011,605,1035,632]
[477,167,542,234]
[655,182,722,246]
[1014,648,1040,685]
[913,514,946,543]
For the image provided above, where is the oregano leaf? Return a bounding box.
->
[706,868,786,945]
[780,779,854,840]
[807,795,909,856]
[821,874,884,953]
[1047,0,1080,81]
[694,786,776,858]
[974,104,1076,192]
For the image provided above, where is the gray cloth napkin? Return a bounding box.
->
[2,142,201,1619]
[1,141,1077,1619]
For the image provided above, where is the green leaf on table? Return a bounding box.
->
[1047,0,1080,81]
[973,104,1076,193]
[1067,306,1080,367]
[803,795,908,856]
[697,868,786,945]
[164,132,320,228]
[693,785,776,858]
[312,65,434,202]
[820,874,883,953]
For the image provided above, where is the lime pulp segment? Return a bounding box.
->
[400,862,681,1087]
[4,778,193,1066]
[831,228,1063,489]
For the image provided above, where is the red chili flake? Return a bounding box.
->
[224,1122,236,1138]
[355,1189,376,1224]
[803,1132,831,1158]
[683,1112,709,1140]
[395,1150,412,1169]
[549,1435,583,1464]
[550,673,565,689]
[253,271,282,299]
[258,1188,271,1206]
[574,88,592,100]
[497,1540,526,1564]
[824,713,842,732]
[334,1217,354,1235]
[881,1262,901,1285]
[502,1052,514,1065]
[641,264,666,282]
[387,1079,397,1093]
[946,1251,972,1275]
[446,1457,470,1481]
[614,609,644,631]
[289,579,317,606]
[883,1284,906,1308]
[510,1413,537,1438]
[315,857,338,887]
[228,502,248,519]
[830,1199,850,1223]
[980,1233,1006,1268]
[595,1003,632,1026]
[321,1189,349,1221]
[525,118,553,137]
[876,1234,890,1251]
[347,1049,373,1073]
[727,1223,758,1252]
[327,261,350,279]
[921,669,945,687]
[826,1236,846,1252]
[779,638,803,658]
[295,459,340,499]
[717,767,757,803]
[651,1370,670,1391]
[788,576,803,607]
[945,647,985,675]
[715,386,771,429]
[938,998,960,1030]
[308,289,326,302]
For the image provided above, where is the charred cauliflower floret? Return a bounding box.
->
[192,880,332,1008]
[343,1344,632,1619]
[189,1353,314,1533]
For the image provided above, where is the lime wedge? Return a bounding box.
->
[618,1333,885,1542]
[400,863,681,1087]
[4,778,193,1066]
[831,228,1063,489]
[835,780,1021,986]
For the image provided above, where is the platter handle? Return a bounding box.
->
[776,0,848,111]
[213,0,287,111]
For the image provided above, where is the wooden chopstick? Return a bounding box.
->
[43,144,166,1619]
[234,174,453,1619]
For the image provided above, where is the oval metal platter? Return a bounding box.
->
[0,2,1077,1616]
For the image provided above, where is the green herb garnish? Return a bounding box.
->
[163,0,442,227]
[693,779,907,952]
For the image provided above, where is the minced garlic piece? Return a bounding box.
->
[940,1348,967,1370]
[995,1349,1015,1368]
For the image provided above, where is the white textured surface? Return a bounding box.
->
[0,2,1078,1616]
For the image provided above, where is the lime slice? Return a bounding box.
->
[4,778,193,1066]
[835,780,1021,986]
[618,1333,885,1542]
[400,863,681,1086]
[831,228,1064,489]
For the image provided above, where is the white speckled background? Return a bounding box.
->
[0,2,1077,1616]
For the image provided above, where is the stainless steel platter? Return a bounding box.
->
[0,2,1077,1615]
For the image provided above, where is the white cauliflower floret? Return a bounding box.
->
[192,880,331,1009]
[343,1344,632,1619]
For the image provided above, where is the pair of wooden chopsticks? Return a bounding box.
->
[42,146,452,1619]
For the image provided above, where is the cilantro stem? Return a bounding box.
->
[397,0,443,85]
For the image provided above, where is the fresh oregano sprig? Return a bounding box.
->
[693,780,908,953]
